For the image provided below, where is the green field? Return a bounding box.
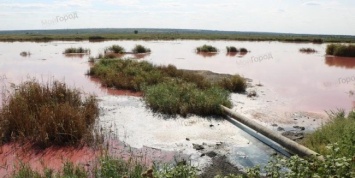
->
[0,28,355,42]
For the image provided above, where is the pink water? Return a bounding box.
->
[0,40,354,113]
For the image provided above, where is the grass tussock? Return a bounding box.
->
[132,44,151,54]
[89,58,246,116]
[326,44,355,57]
[299,48,317,53]
[302,110,355,159]
[196,45,218,53]
[64,47,90,54]
[105,45,125,54]
[226,46,238,53]
[0,80,99,147]
[144,80,232,117]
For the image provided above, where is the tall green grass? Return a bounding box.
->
[64,47,90,54]
[105,45,125,54]
[132,44,151,53]
[196,45,218,53]
[302,110,355,159]
[326,44,355,57]
[89,58,246,116]
[0,80,99,147]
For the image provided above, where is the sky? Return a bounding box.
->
[0,0,354,35]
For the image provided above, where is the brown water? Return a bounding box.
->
[0,41,354,113]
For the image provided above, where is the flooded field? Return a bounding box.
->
[0,40,353,112]
[0,40,354,174]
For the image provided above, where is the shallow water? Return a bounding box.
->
[0,40,353,113]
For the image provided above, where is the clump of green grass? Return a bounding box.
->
[105,45,125,54]
[299,48,317,53]
[218,75,247,93]
[20,51,31,57]
[326,44,355,57]
[0,80,99,147]
[226,46,238,53]
[196,45,218,53]
[89,58,246,116]
[64,47,90,54]
[144,80,232,117]
[132,44,151,53]
[302,110,355,159]
[240,48,248,53]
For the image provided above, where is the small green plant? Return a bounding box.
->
[326,44,355,57]
[196,45,218,53]
[0,80,99,147]
[226,46,238,53]
[64,47,90,54]
[299,48,317,53]
[132,44,151,53]
[105,45,125,54]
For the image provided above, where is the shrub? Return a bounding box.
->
[64,47,90,54]
[20,51,31,57]
[226,46,238,53]
[326,44,355,57]
[105,45,125,54]
[196,45,218,53]
[0,80,99,147]
[240,48,248,53]
[218,75,247,93]
[132,44,151,53]
[299,48,317,53]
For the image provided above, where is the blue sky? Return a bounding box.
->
[0,0,354,35]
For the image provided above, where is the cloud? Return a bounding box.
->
[303,1,321,6]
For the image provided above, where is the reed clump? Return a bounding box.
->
[105,45,125,54]
[63,47,90,54]
[196,45,218,53]
[132,45,151,54]
[299,48,317,53]
[326,44,355,57]
[0,80,99,147]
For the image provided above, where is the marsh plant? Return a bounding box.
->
[105,45,125,54]
[0,80,99,147]
[326,44,355,57]
[299,48,317,53]
[20,51,31,57]
[132,44,151,53]
[196,45,218,53]
[226,46,238,53]
[64,47,90,54]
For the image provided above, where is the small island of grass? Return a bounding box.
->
[196,45,218,53]
[63,47,90,54]
[132,44,151,54]
[326,44,355,57]
[299,48,317,53]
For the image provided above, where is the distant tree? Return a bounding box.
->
[134,30,138,34]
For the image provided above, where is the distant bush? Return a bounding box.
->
[226,46,238,53]
[299,48,317,53]
[196,45,218,53]
[240,48,248,53]
[312,38,323,44]
[132,44,151,53]
[105,45,125,54]
[64,47,90,54]
[0,80,99,147]
[326,44,355,57]
[20,51,31,57]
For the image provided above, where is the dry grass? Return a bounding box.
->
[0,80,99,148]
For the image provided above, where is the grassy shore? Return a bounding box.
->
[1,29,355,42]
[326,44,355,57]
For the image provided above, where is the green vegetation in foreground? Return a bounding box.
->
[1,28,355,43]
[196,45,218,53]
[0,80,99,147]
[10,144,354,177]
[132,44,151,53]
[89,58,246,116]
[302,110,355,162]
[299,48,317,53]
[64,47,90,54]
[104,45,125,54]
[326,44,355,57]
